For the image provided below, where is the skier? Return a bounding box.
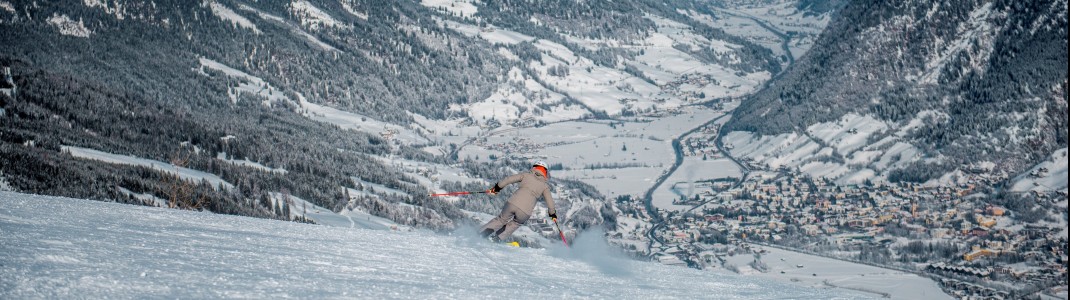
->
[480,161,557,242]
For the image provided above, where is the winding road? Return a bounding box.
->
[641,111,753,252]
[717,9,795,70]
[642,11,794,254]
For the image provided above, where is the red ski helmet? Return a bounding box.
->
[532,161,549,178]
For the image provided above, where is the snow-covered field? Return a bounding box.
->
[207,1,260,34]
[723,111,1068,189]
[198,57,289,106]
[651,158,742,212]
[236,4,338,52]
[455,106,727,199]
[721,246,950,300]
[683,9,786,59]
[199,58,427,145]
[555,167,656,198]
[216,152,288,174]
[1011,148,1068,192]
[421,0,479,19]
[116,187,167,207]
[297,95,430,145]
[0,192,866,299]
[723,113,924,184]
[62,145,234,189]
[288,0,347,31]
[265,191,402,231]
[369,154,486,190]
[625,15,770,99]
[715,2,832,59]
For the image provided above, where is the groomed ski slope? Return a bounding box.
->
[0,192,865,299]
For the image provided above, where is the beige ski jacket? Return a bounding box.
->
[494,170,556,217]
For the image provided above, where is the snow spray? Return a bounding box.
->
[548,229,634,277]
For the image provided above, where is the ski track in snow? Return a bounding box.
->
[0,192,867,299]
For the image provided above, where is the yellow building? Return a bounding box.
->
[964,249,998,261]
[975,215,997,228]
[986,206,1006,216]
[878,214,895,224]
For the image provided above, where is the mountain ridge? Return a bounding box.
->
[725,0,1068,183]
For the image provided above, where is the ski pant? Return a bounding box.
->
[479,202,530,241]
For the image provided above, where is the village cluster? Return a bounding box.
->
[609,125,1068,299]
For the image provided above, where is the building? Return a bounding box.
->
[985,205,1006,216]
[964,248,998,261]
[969,227,990,237]
[706,214,724,222]
[975,216,997,228]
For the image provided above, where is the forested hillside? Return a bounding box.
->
[726,0,1068,182]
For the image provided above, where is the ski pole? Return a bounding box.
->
[429,190,489,197]
[552,217,569,247]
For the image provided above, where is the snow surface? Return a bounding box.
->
[339,0,368,20]
[288,0,347,31]
[349,177,407,197]
[437,15,766,120]
[198,60,422,145]
[297,95,430,145]
[443,20,534,45]
[652,158,742,212]
[1011,148,1068,192]
[207,1,260,34]
[216,152,288,174]
[723,113,923,183]
[714,2,832,59]
[0,171,13,192]
[369,155,485,189]
[720,246,950,300]
[683,9,786,59]
[198,57,289,106]
[62,146,234,189]
[46,14,92,38]
[237,4,339,52]
[555,167,656,198]
[0,1,14,14]
[421,0,479,19]
[265,191,400,230]
[116,187,167,207]
[83,0,105,9]
[458,67,586,125]
[459,106,726,198]
[622,14,771,100]
[919,2,997,84]
[0,192,866,299]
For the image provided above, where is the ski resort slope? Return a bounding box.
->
[0,192,867,299]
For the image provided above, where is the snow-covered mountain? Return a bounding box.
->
[0,0,827,232]
[0,191,866,299]
[725,0,1068,185]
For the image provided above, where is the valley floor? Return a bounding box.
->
[718,245,950,300]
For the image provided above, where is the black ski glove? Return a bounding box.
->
[548,212,558,220]
[489,185,503,194]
